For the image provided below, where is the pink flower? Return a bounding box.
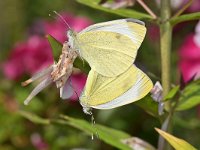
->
[31,133,48,150]
[24,36,53,75]
[147,25,159,41]
[187,0,200,12]
[178,33,200,83]
[70,73,87,100]
[3,42,27,80]
[3,12,92,80]
[3,12,92,100]
[3,36,53,80]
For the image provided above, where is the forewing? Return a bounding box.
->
[77,19,146,77]
[79,19,145,34]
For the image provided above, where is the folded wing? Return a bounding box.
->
[80,65,153,109]
[77,19,146,77]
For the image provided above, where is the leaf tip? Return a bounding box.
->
[154,127,161,133]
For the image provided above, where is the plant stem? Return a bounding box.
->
[160,0,172,102]
[159,0,172,150]
[136,0,157,19]
[172,0,193,18]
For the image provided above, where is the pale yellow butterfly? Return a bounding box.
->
[80,65,153,110]
[68,18,146,77]
[22,18,150,109]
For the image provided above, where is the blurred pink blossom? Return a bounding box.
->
[3,36,53,80]
[179,31,200,83]
[70,73,87,100]
[187,0,200,12]
[31,133,48,150]
[3,42,27,80]
[44,13,92,43]
[25,36,54,75]
[155,0,200,12]
[147,25,159,41]
[3,12,92,100]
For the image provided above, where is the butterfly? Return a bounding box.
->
[68,18,146,77]
[80,65,153,110]
[22,17,153,110]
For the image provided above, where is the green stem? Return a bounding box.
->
[160,0,171,98]
[159,0,172,150]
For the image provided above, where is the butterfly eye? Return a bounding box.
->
[67,30,73,37]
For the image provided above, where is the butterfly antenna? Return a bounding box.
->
[53,11,71,30]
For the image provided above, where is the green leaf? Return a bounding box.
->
[176,80,200,111]
[46,34,90,74]
[164,85,180,101]
[174,116,200,130]
[74,58,90,74]
[19,111,155,150]
[134,96,159,118]
[60,115,132,150]
[170,12,200,26]
[46,34,62,60]
[19,110,50,125]
[77,0,152,20]
[155,128,197,150]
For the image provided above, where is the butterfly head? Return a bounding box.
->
[67,30,76,37]
[67,30,82,57]
[67,30,76,48]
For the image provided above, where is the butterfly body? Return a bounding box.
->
[67,30,81,53]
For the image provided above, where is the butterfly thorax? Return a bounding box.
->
[51,42,78,88]
[67,30,81,54]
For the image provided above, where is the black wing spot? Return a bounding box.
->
[115,34,121,39]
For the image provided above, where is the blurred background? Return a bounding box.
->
[0,0,200,149]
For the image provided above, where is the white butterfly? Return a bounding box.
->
[23,16,153,110]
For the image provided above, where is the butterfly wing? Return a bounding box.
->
[77,19,146,77]
[80,65,153,109]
